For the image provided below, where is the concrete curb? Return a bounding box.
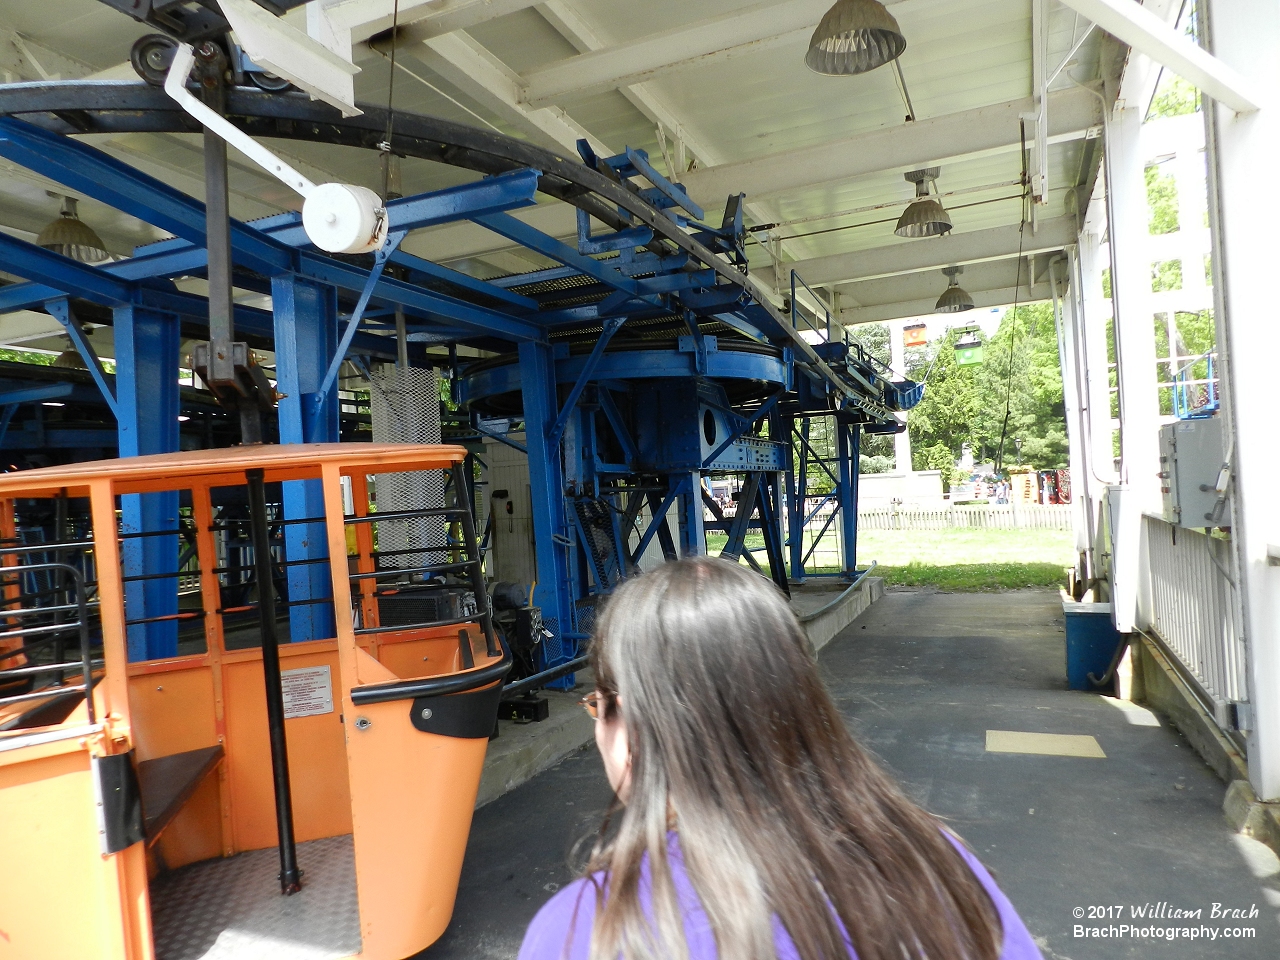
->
[799,577,885,654]
[475,685,595,809]
[1131,632,1280,860]
[1131,632,1248,783]
[1223,779,1280,856]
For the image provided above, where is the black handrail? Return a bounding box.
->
[349,641,512,706]
[500,655,590,700]
[349,560,472,581]
[344,507,467,525]
[0,562,95,723]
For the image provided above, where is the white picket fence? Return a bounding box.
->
[857,502,1073,531]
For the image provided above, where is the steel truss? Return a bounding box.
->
[0,80,922,683]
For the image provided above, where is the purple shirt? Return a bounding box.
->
[518,834,1043,960]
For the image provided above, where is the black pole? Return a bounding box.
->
[246,468,301,894]
[451,462,498,658]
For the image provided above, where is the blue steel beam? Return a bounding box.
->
[473,213,640,297]
[517,341,576,685]
[0,231,132,305]
[0,231,361,351]
[273,276,338,643]
[0,119,544,342]
[115,303,181,661]
[0,383,74,405]
[632,482,681,562]
[0,117,288,276]
[124,223,539,313]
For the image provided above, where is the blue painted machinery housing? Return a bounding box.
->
[0,81,923,685]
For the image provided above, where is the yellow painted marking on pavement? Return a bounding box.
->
[985,730,1106,758]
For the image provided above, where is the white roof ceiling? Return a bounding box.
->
[0,0,1140,354]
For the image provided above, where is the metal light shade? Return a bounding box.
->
[896,198,953,238]
[37,197,109,263]
[53,349,87,369]
[805,0,907,76]
[935,267,975,313]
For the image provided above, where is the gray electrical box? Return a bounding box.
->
[1159,417,1230,528]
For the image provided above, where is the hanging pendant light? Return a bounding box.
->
[37,196,110,263]
[805,0,907,76]
[935,266,975,313]
[53,334,88,369]
[895,168,952,239]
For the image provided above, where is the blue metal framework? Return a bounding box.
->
[0,87,924,678]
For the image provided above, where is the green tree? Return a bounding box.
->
[1146,163,1180,234]
[0,348,54,366]
[1151,259,1183,292]
[1148,73,1200,120]
[907,304,1069,474]
[905,326,983,467]
[920,442,956,489]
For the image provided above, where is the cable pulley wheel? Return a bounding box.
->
[130,35,179,87]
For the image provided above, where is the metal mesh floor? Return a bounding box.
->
[149,835,361,960]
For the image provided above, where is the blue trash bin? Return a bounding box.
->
[1062,601,1122,691]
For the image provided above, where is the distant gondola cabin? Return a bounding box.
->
[954,330,984,367]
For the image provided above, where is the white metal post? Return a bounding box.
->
[1076,229,1117,484]
[1052,256,1094,585]
[888,319,913,473]
[1201,0,1280,802]
[1106,101,1163,633]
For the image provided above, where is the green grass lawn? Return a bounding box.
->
[706,527,1074,592]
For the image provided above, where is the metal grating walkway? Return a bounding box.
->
[150,834,360,960]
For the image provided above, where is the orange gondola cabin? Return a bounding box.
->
[0,444,509,960]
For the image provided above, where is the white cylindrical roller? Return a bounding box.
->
[302,183,388,254]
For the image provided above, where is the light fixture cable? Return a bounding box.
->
[892,59,917,121]
[380,0,402,203]
[994,123,1033,475]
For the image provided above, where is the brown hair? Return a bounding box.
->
[584,556,1001,960]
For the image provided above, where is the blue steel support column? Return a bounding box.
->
[272,276,339,642]
[783,415,803,583]
[675,473,706,556]
[114,305,179,660]
[518,341,576,684]
[836,420,861,578]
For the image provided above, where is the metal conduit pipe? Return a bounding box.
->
[796,562,878,624]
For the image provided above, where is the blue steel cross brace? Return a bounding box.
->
[44,299,118,418]
[304,229,407,437]
[547,317,627,448]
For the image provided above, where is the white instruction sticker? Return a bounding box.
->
[281,665,334,719]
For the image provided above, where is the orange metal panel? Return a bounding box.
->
[151,773,224,873]
[374,632,467,680]
[190,484,233,855]
[222,645,352,851]
[0,748,139,960]
[89,481,131,735]
[127,665,218,762]
[0,498,25,674]
[344,695,491,959]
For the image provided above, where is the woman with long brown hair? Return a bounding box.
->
[518,557,1042,960]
